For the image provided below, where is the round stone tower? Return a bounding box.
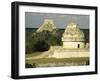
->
[62,22,85,49]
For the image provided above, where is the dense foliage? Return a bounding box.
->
[25,29,63,54]
[81,29,89,43]
[25,63,37,68]
[33,40,50,52]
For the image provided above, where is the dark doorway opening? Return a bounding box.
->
[78,44,80,48]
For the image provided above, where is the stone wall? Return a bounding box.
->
[63,42,85,49]
[49,49,89,58]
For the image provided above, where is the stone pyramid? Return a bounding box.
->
[36,19,57,32]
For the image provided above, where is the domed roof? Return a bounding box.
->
[62,22,85,42]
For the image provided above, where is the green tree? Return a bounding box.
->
[34,40,50,52]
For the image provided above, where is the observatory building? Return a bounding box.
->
[62,22,85,49]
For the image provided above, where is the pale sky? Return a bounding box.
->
[25,12,89,29]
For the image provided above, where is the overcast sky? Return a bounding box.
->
[25,12,89,29]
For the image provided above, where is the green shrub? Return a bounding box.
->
[34,40,50,52]
[26,29,63,54]
[25,63,33,68]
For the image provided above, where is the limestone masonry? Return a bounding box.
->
[36,19,57,32]
[62,22,85,49]
[30,19,89,59]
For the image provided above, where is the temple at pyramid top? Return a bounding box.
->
[36,19,57,32]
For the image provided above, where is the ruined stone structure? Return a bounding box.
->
[30,20,89,59]
[62,22,85,49]
[48,22,88,58]
[36,19,56,32]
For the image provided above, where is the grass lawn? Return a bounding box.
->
[26,52,43,57]
[26,57,89,64]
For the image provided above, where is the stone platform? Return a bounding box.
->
[48,47,89,58]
